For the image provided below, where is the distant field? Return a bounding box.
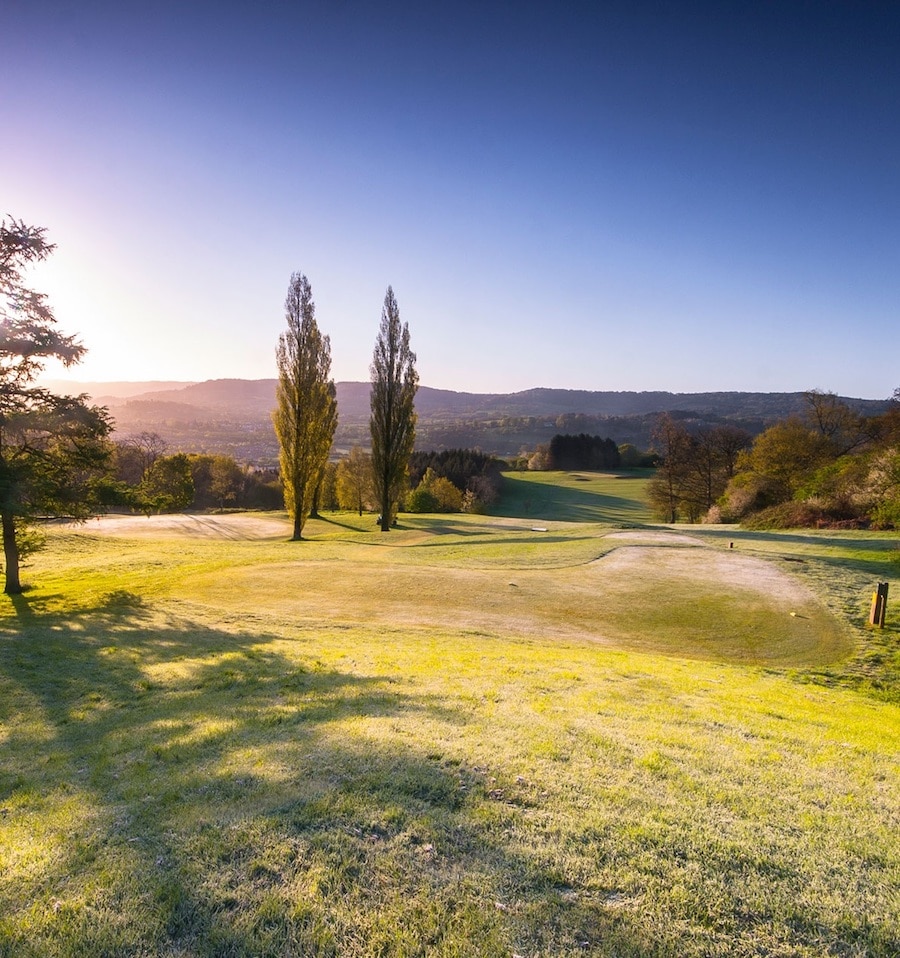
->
[490,469,654,524]
[1,480,898,957]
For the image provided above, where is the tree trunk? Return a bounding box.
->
[379,491,391,531]
[2,511,22,595]
[291,512,304,541]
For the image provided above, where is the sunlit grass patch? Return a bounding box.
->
[1,508,898,956]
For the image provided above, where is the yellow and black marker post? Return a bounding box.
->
[869,582,889,628]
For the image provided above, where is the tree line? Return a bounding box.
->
[108,434,282,513]
[547,433,621,471]
[406,449,505,514]
[647,392,900,528]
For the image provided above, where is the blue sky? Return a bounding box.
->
[4,1,898,397]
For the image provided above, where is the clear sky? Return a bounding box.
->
[4,1,898,398]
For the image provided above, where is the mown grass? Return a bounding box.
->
[684,525,900,700]
[1,489,898,957]
[488,470,654,525]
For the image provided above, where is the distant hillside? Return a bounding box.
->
[44,379,893,465]
[54,379,891,420]
[42,380,198,400]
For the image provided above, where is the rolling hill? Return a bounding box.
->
[41,379,893,465]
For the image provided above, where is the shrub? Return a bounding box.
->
[430,476,463,512]
[871,499,900,530]
[405,486,439,513]
[741,501,868,530]
[741,502,828,529]
[406,469,463,513]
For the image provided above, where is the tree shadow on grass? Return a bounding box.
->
[0,596,676,957]
[489,475,651,524]
[691,525,900,555]
[1,596,887,956]
[312,514,372,533]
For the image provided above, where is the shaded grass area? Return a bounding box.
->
[1,512,898,956]
[490,470,653,524]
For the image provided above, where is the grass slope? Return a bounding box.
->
[1,487,898,957]
[488,470,654,524]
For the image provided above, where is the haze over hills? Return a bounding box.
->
[41,379,893,466]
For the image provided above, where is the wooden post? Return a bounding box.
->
[869,582,889,628]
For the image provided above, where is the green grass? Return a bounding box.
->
[1,495,898,957]
[489,469,654,524]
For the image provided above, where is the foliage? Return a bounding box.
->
[272,272,338,540]
[405,467,463,513]
[109,447,281,513]
[647,415,751,523]
[187,454,246,509]
[617,443,657,467]
[369,286,418,531]
[527,444,551,470]
[316,461,339,512]
[335,447,375,515]
[428,475,463,512]
[719,392,900,528]
[138,453,195,514]
[404,484,439,513]
[113,431,168,484]
[0,217,113,593]
[802,388,870,455]
[646,413,695,522]
[865,448,900,529]
[739,501,855,530]
[408,448,504,510]
[735,418,832,502]
[548,432,621,471]
[241,467,284,511]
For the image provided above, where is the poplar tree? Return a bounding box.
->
[273,272,337,540]
[370,286,418,531]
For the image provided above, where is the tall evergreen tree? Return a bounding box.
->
[272,272,337,540]
[370,286,418,531]
[0,218,113,593]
